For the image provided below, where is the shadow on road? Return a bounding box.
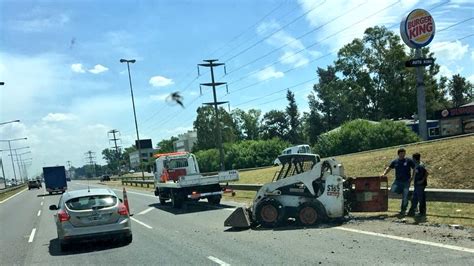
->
[48,238,129,256]
[148,201,235,215]
[37,193,61,198]
[224,219,343,233]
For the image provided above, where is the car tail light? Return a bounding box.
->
[118,203,129,216]
[58,210,70,222]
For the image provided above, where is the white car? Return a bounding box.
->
[273,144,313,165]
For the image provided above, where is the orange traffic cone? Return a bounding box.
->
[123,187,130,214]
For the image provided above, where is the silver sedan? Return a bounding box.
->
[49,188,132,251]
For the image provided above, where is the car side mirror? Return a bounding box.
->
[119,198,123,203]
[49,205,58,210]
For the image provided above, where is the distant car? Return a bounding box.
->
[128,170,135,173]
[273,144,313,165]
[28,180,41,190]
[49,188,132,251]
[66,178,71,182]
[36,179,42,188]
[100,175,111,182]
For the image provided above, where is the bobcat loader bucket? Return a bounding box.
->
[224,207,252,228]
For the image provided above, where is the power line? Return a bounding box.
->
[225,0,368,76]
[207,0,288,58]
[224,0,327,62]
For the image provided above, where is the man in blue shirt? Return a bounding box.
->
[407,153,428,217]
[381,148,416,215]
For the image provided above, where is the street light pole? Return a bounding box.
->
[0,138,27,183]
[120,58,145,180]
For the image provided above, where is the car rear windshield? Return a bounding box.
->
[66,195,117,210]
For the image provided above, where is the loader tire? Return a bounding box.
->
[296,202,320,226]
[255,198,285,228]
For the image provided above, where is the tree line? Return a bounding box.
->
[94,26,472,174]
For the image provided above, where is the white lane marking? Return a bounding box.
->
[37,210,41,216]
[112,188,156,198]
[40,201,43,206]
[42,197,44,200]
[28,228,37,243]
[73,182,156,198]
[130,217,153,229]
[0,188,27,204]
[335,227,474,254]
[137,207,154,215]
[207,256,230,266]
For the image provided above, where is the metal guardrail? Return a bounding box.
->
[119,181,473,204]
[225,184,474,204]
[0,183,27,194]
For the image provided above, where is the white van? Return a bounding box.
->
[273,144,312,165]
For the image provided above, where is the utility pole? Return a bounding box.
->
[84,151,97,178]
[198,59,228,171]
[66,160,72,180]
[108,129,122,175]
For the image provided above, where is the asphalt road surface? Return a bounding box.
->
[1,181,472,265]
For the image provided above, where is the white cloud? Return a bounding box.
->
[254,66,284,81]
[71,63,85,73]
[256,20,313,68]
[42,113,77,122]
[438,65,453,78]
[149,94,169,102]
[88,64,109,74]
[149,76,174,87]
[298,0,420,50]
[467,74,474,84]
[10,13,69,33]
[431,41,469,62]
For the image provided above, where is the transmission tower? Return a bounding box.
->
[198,59,229,171]
[84,151,97,178]
[108,129,122,175]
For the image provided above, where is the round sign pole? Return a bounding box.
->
[415,48,428,140]
[400,9,435,141]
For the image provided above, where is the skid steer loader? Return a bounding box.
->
[225,154,388,228]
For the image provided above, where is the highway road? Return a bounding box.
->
[1,181,472,265]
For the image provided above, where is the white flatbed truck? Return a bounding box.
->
[153,152,239,208]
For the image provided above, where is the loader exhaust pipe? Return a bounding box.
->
[224,207,252,228]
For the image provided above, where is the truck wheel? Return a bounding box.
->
[60,241,70,252]
[296,202,320,226]
[49,192,52,195]
[159,197,167,205]
[171,192,183,208]
[208,195,221,205]
[255,198,285,228]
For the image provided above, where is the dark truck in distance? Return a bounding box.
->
[43,166,67,195]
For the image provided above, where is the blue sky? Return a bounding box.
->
[1,0,473,177]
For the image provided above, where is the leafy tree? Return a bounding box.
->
[156,136,179,153]
[448,74,472,107]
[193,106,239,151]
[260,110,289,140]
[286,89,302,144]
[232,108,261,140]
[303,93,325,145]
[102,148,123,174]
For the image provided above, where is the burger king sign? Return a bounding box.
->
[400,9,435,48]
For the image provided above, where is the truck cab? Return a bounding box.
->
[154,152,200,182]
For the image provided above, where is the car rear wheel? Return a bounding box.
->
[123,234,133,245]
[60,241,70,252]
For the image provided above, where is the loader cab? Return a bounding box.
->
[273,154,320,181]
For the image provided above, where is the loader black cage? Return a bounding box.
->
[273,154,320,181]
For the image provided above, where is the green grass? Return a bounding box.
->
[232,135,474,190]
[0,184,27,202]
